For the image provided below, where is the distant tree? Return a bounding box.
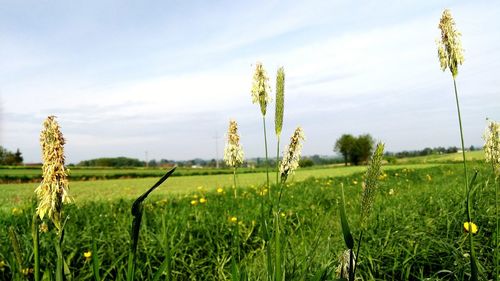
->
[351,134,374,165]
[334,134,374,166]
[299,158,314,167]
[14,149,23,165]
[334,134,356,166]
[0,146,23,165]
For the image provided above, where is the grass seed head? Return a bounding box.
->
[251,62,272,116]
[223,120,244,168]
[437,9,464,78]
[35,116,72,231]
[336,249,355,279]
[360,142,385,228]
[280,127,305,183]
[483,120,500,174]
[275,67,285,136]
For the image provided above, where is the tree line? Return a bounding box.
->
[0,146,23,165]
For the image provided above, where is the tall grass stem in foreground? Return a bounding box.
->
[32,214,40,281]
[483,120,500,280]
[437,9,478,280]
[275,67,285,186]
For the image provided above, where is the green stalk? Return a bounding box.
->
[493,165,499,281]
[274,212,283,281]
[55,231,64,281]
[32,214,40,281]
[263,116,270,195]
[452,78,477,280]
[276,136,280,186]
[233,168,237,199]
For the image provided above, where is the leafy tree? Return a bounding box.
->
[334,134,375,166]
[334,134,356,166]
[351,134,374,165]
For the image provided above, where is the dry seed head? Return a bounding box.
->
[360,142,384,228]
[275,67,285,136]
[279,127,305,183]
[35,116,72,230]
[437,9,464,78]
[251,62,272,116]
[223,120,244,168]
[483,120,500,174]
[335,249,355,279]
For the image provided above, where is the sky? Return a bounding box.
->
[1,0,499,164]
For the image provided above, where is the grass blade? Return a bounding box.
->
[339,184,354,250]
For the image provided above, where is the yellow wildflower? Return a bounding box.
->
[463,222,478,234]
[426,174,432,181]
[199,198,207,204]
[0,260,5,270]
[84,251,92,261]
[230,216,238,223]
[216,187,224,194]
[190,200,198,206]
[12,207,22,216]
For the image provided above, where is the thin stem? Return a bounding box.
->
[276,136,280,186]
[263,116,270,195]
[353,231,363,278]
[32,214,40,281]
[55,232,64,281]
[453,78,477,280]
[233,168,237,199]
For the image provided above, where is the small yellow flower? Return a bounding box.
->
[216,188,223,194]
[388,188,395,195]
[0,260,5,270]
[199,198,207,204]
[426,174,432,181]
[197,186,203,191]
[463,222,478,234]
[230,216,238,223]
[84,251,92,261]
[280,212,286,218]
[12,207,22,216]
[352,180,358,185]
[190,200,198,206]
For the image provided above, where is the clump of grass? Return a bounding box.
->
[436,9,480,280]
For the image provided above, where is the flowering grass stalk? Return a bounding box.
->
[251,62,274,280]
[224,120,244,199]
[436,9,478,280]
[275,67,285,186]
[251,62,272,192]
[338,143,384,281]
[35,116,72,281]
[483,120,500,280]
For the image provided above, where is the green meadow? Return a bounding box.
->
[0,153,498,280]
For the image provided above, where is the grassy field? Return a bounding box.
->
[0,163,440,212]
[0,160,497,280]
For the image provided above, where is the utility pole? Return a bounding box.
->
[214,131,220,168]
[145,151,148,168]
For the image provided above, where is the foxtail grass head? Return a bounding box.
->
[437,9,464,78]
[35,116,71,231]
[275,67,285,136]
[360,142,384,228]
[251,62,272,116]
[279,127,305,183]
[483,119,500,174]
[223,120,244,168]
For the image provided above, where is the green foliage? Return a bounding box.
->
[78,157,145,167]
[334,134,375,166]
